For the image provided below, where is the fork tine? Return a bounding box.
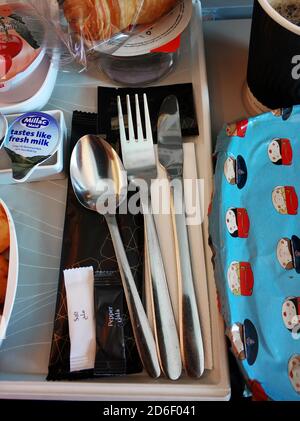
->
[135,94,144,141]
[143,93,153,143]
[126,95,135,141]
[117,96,127,143]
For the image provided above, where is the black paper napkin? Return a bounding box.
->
[47,111,143,380]
[98,83,199,143]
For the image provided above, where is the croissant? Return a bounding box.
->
[63,0,178,43]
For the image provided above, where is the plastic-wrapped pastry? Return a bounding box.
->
[63,0,178,43]
[0,204,9,254]
[0,255,8,306]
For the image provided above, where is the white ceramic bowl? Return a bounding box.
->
[0,199,19,347]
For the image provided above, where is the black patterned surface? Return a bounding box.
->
[98,84,198,143]
[47,111,143,380]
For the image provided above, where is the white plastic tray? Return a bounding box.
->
[0,0,230,400]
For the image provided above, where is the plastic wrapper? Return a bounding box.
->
[27,0,185,70]
[209,106,300,401]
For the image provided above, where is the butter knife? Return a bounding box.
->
[157,95,204,378]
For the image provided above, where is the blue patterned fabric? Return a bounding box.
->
[209,106,300,401]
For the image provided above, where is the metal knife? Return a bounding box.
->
[157,95,204,378]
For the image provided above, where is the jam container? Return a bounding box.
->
[0,2,46,92]
[96,0,192,86]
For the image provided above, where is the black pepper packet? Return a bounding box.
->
[47,111,143,380]
[98,83,199,144]
[94,271,127,376]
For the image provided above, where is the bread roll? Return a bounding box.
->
[0,205,9,253]
[63,0,177,43]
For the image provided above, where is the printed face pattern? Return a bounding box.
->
[282,299,299,330]
[272,187,287,214]
[226,123,237,137]
[277,238,293,270]
[230,323,245,360]
[268,140,281,163]
[268,138,293,166]
[226,209,238,235]
[271,108,293,120]
[243,319,259,365]
[227,262,241,295]
[248,380,268,401]
[224,156,248,189]
[225,120,248,137]
[288,355,300,394]
[272,109,282,117]
[224,157,236,184]
[272,186,298,215]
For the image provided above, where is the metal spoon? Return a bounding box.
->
[70,134,161,378]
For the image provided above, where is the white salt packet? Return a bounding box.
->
[64,267,96,372]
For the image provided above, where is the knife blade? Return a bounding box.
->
[157,95,204,378]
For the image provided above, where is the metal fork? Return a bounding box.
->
[118,94,182,380]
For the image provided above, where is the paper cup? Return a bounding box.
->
[245,0,300,111]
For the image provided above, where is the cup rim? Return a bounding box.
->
[258,0,300,36]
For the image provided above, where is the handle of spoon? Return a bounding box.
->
[105,213,161,379]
